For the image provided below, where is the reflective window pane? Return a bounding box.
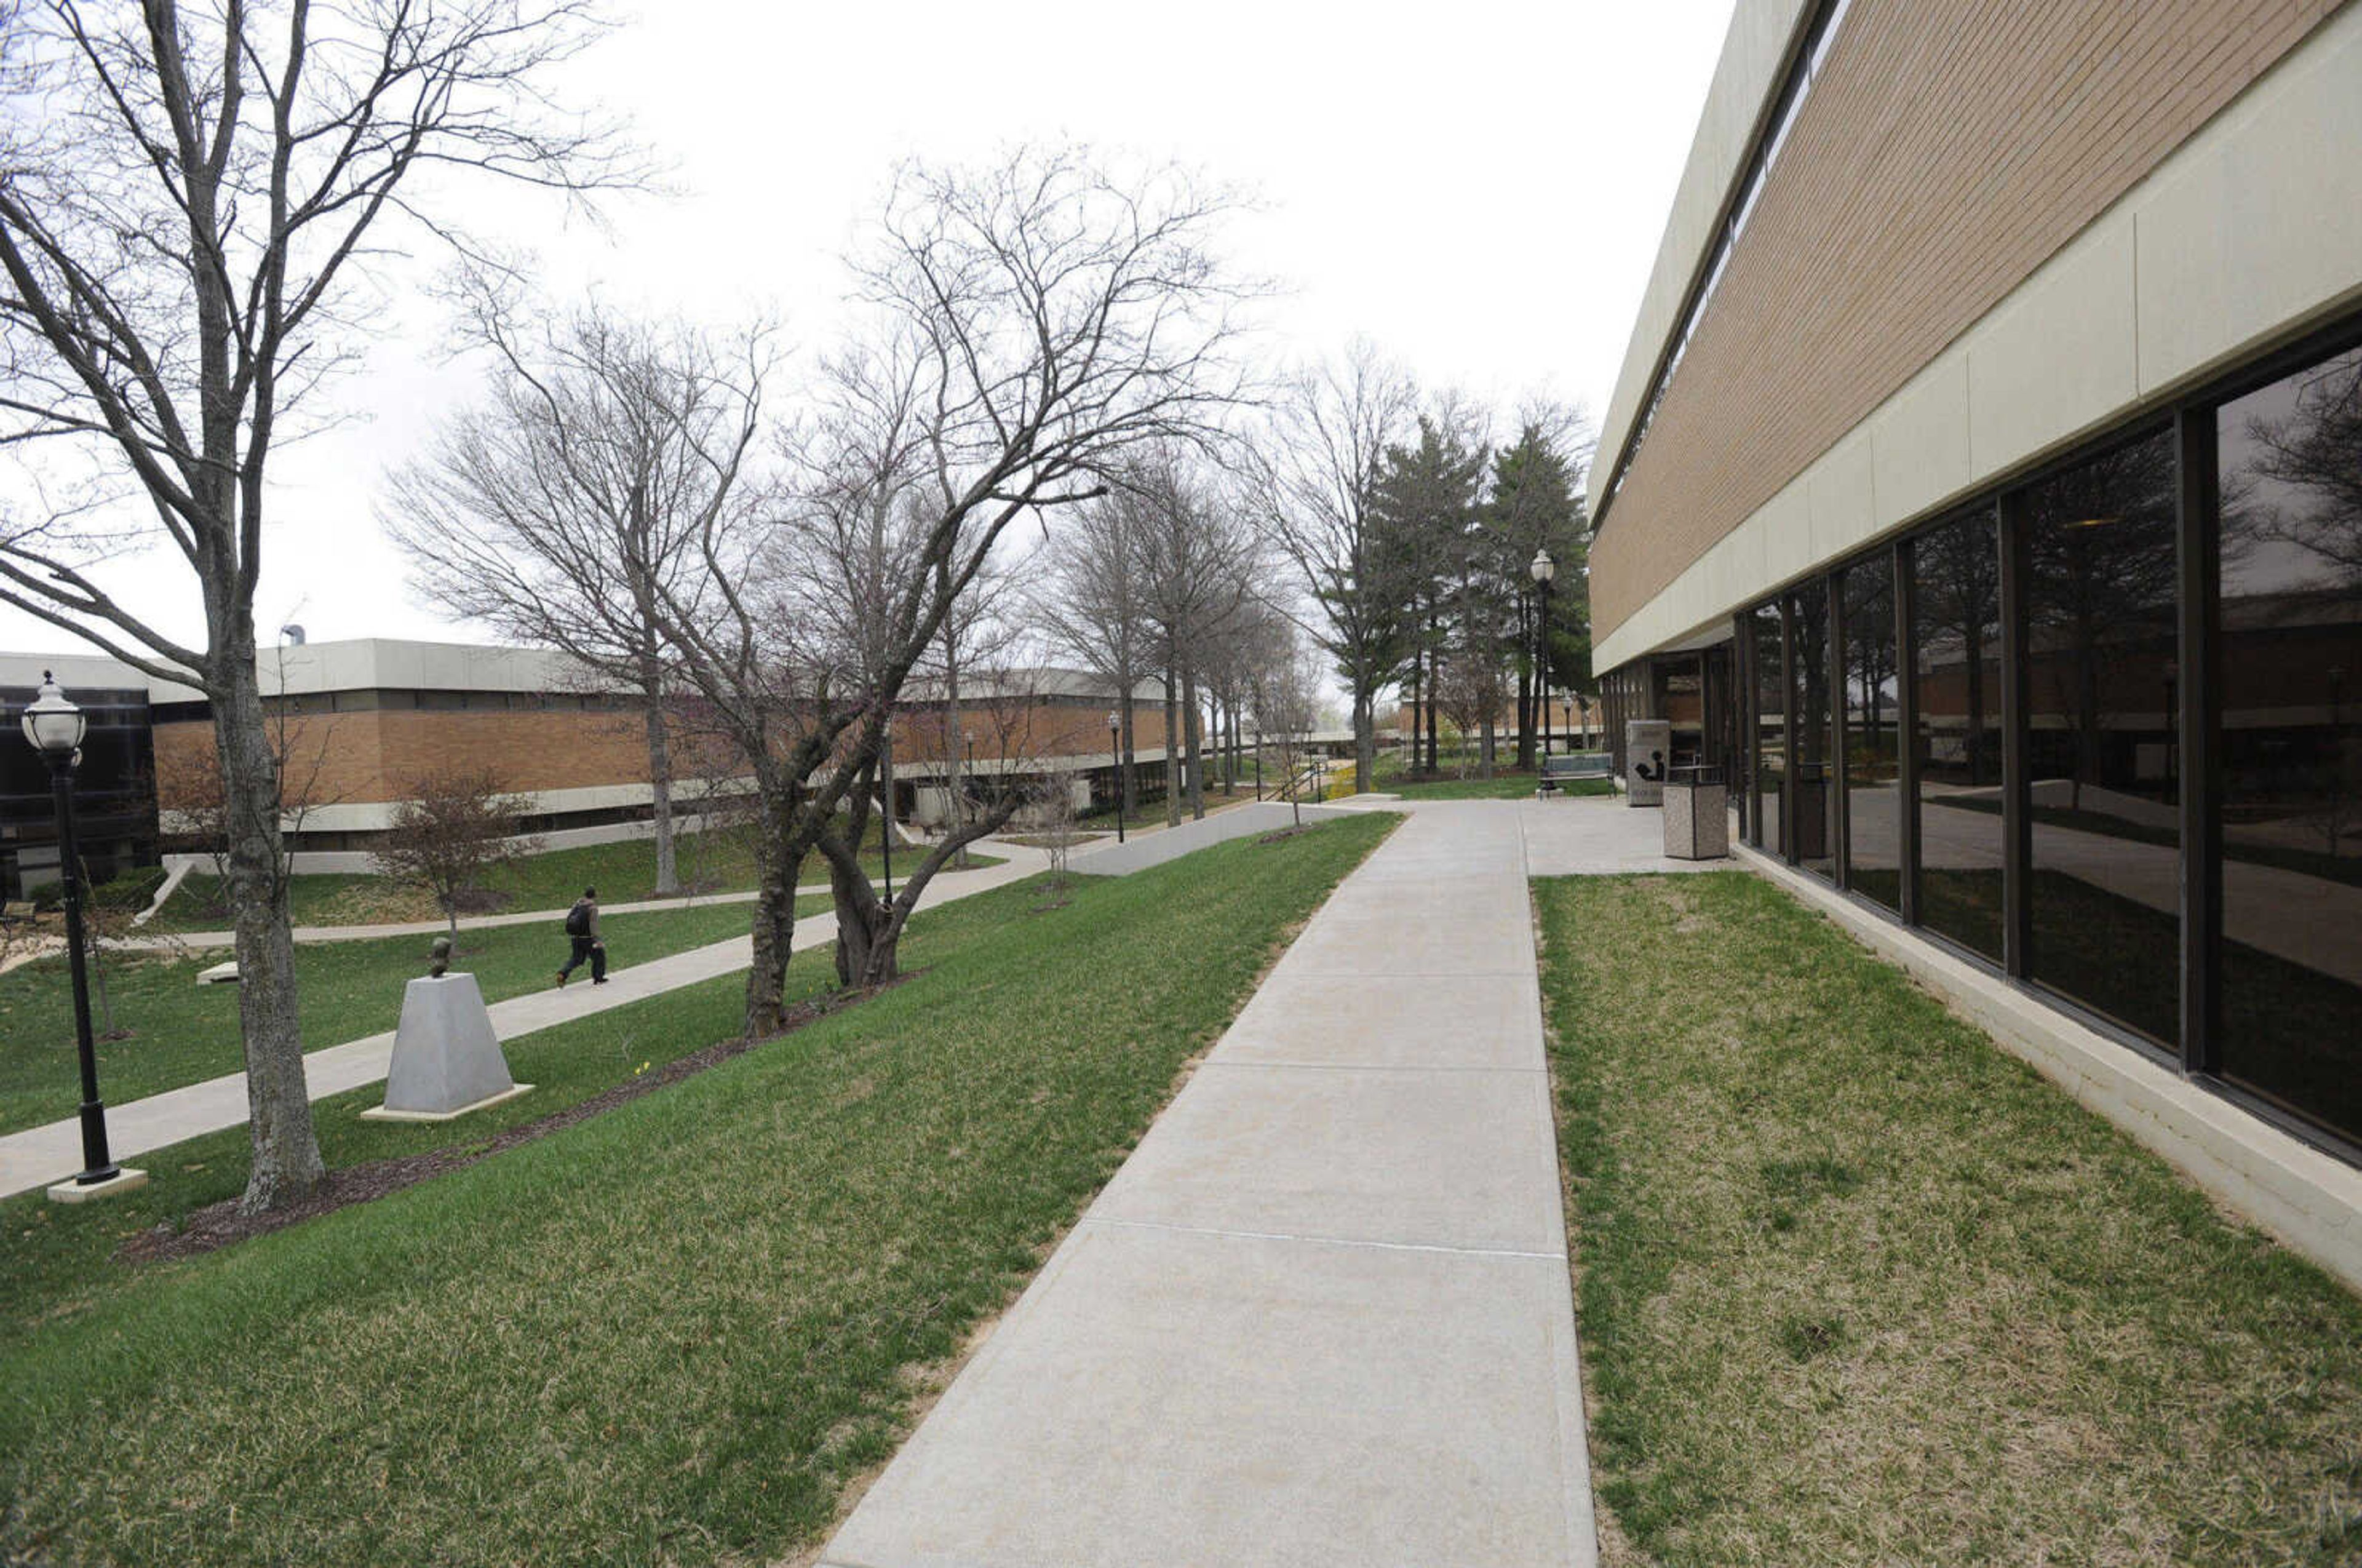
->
[2024,426,2181,1046]
[1843,555,1901,910]
[1913,505,2005,962]
[2216,344,2362,1144]
[1791,586,1834,877]
[1753,602,1784,853]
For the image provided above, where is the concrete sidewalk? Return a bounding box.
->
[0,848,1044,1201]
[822,803,1596,1566]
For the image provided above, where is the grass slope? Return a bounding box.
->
[1534,871,2362,1566]
[0,812,1395,1567]
[0,898,822,1137]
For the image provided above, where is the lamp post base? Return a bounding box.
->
[47,1167,148,1204]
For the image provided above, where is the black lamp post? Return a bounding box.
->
[20,672,122,1191]
[880,717,894,904]
[1530,547,1557,760]
[1106,710,1125,843]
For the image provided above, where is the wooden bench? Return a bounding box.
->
[1538,752,1613,795]
[1,901,37,925]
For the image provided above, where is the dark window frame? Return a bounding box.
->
[1714,305,2362,1169]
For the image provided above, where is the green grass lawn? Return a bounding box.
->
[0,897,825,1138]
[1380,768,1613,801]
[0,811,1397,1567]
[1535,872,2362,1566]
[142,822,928,933]
[1366,750,1618,802]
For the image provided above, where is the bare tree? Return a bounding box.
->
[0,0,632,1212]
[1433,650,1506,778]
[384,286,733,897]
[651,147,1250,1036]
[1249,633,1322,829]
[1257,342,1417,794]
[1036,488,1153,821]
[373,766,539,941]
[1132,452,1259,822]
[1027,766,1082,905]
[921,536,1032,867]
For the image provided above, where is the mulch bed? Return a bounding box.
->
[116,976,912,1267]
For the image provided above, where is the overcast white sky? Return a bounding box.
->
[1,0,1737,659]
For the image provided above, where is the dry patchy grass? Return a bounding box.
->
[1535,872,2362,1567]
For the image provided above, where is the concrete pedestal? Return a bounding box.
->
[362,973,531,1123]
[1663,781,1730,860]
[47,1167,148,1203]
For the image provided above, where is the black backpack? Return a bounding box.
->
[564,901,590,937]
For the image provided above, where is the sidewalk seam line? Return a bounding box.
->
[1082,1214,1566,1262]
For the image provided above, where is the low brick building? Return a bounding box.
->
[4,639,1189,869]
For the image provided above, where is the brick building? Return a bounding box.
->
[1585,4,2362,1208]
[3,639,1182,872]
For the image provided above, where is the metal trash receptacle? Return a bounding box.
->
[1663,764,1730,861]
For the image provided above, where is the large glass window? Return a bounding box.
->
[2214,344,2362,1144]
[1912,505,2005,962]
[1791,586,1834,876]
[1752,602,1784,853]
[1842,554,1901,910]
[2022,426,2181,1046]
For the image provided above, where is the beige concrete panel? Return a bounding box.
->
[2136,5,2362,395]
[1753,475,1816,592]
[1868,346,1973,528]
[1967,216,2139,480]
[1806,426,1878,565]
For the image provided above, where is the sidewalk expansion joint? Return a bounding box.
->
[1082,1214,1566,1263]
[1199,1059,1545,1075]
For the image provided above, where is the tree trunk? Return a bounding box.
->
[944,610,968,869]
[828,795,1011,988]
[1185,665,1206,820]
[643,667,678,897]
[1164,659,1182,826]
[1354,687,1374,794]
[744,784,801,1037]
[1424,618,1439,774]
[829,851,895,989]
[1480,717,1497,779]
[215,658,326,1214]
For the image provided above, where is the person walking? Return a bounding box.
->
[557,886,607,986]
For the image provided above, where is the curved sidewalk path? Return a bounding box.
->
[0,848,1046,1201]
[822,800,1603,1568]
